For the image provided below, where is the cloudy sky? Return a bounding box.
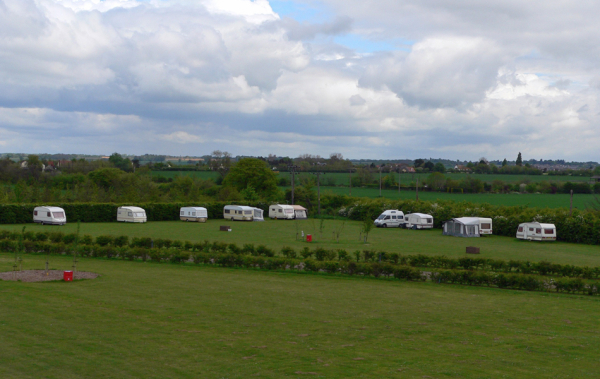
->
[1,0,599,161]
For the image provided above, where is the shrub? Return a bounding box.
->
[96,235,114,246]
[242,243,255,256]
[314,247,328,261]
[34,232,49,242]
[337,249,348,261]
[48,232,64,243]
[281,246,296,258]
[256,245,275,257]
[113,235,129,247]
[81,235,93,245]
[300,247,313,259]
[62,233,78,244]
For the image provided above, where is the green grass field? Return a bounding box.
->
[152,170,593,185]
[2,220,599,267]
[2,253,600,378]
[317,187,595,209]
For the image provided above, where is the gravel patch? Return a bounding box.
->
[0,270,99,282]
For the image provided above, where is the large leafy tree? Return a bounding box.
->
[223,158,279,199]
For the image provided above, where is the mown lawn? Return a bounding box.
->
[1,253,599,378]
[1,220,599,267]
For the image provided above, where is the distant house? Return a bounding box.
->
[454,165,471,172]
[396,164,415,173]
[20,161,46,171]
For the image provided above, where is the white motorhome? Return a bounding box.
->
[180,207,208,222]
[33,206,67,225]
[269,204,295,220]
[404,213,434,229]
[224,205,264,221]
[291,205,308,219]
[374,210,405,228]
[117,206,147,223]
[516,222,556,241]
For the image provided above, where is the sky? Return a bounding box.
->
[0,0,599,161]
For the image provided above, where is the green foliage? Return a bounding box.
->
[223,158,279,200]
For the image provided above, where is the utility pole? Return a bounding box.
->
[311,172,324,216]
[288,165,299,205]
[349,168,353,197]
[416,178,419,201]
[379,166,382,197]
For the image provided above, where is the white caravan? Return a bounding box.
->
[404,213,434,229]
[291,205,308,219]
[33,206,67,225]
[478,218,493,235]
[180,207,208,222]
[224,205,264,221]
[374,210,405,228]
[516,222,556,241]
[117,206,147,223]
[269,204,295,220]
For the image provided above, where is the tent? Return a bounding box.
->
[443,217,480,237]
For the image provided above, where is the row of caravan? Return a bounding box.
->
[373,209,557,241]
[32,204,308,225]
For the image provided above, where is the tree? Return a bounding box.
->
[414,159,425,168]
[427,172,446,190]
[516,152,523,166]
[109,153,132,172]
[502,158,508,167]
[433,162,446,173]
[223,158,279,199]
[423,161,435,171]
[210,150,232,179]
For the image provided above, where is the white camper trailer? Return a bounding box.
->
[374,210,405,228]
[117,206,147,223]
[224,205,264,221]
[478,218,493,235]
[516,222,556,241]
[404,213,434,229]
[33,206,67,225]
[180,207,208,222]
[291,205,308,219]
[269,204,295,220]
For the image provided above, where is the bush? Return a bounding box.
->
[96,235,114,246]
[113,236,129,247]
[81,235,93,245]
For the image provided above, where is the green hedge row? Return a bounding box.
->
[0,202,270,224]
[3,235,600,280]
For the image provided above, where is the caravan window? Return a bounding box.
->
[135,212,145,217]
[391,215,396,219]
[481,223,491,229]
[181,211,184,216]
[529,228,534,231]
[52,212,64,218]
[426,218,432,223]
[536,228,542,234]
[224,209,230,214]
[278,209,282,213]
[47,212,51,217]
[544,228,554,234]
[285,209,293,214]
[244,211,252,215]
[34,211,38,216]
[192,212,196,216]
[128,212,133,217]
[518,227,523,232]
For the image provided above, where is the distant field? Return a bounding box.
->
[316,187,595,209]
[2,253,600,378]
[2,220,600,266]
[151,170,593,185]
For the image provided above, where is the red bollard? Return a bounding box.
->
[64,271,73,282]
[306,234,312,242]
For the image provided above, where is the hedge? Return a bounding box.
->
[2,236,600,280]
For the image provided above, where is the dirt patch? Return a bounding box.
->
[0,270,99,282]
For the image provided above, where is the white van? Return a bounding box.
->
[404,213,434,229]
[224,205,264,221]
[516,222,556,241]
[269,204,295,220]
[180,207,208,222]
[117,206,147,223]
[374,210,405,228]
[33,206,66,225]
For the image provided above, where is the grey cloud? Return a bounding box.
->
[349,94,366,106]
[267,16,353,41]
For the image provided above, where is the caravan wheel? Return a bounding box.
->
[382,224,387,228]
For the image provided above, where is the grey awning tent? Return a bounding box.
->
[443,217,480,237]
